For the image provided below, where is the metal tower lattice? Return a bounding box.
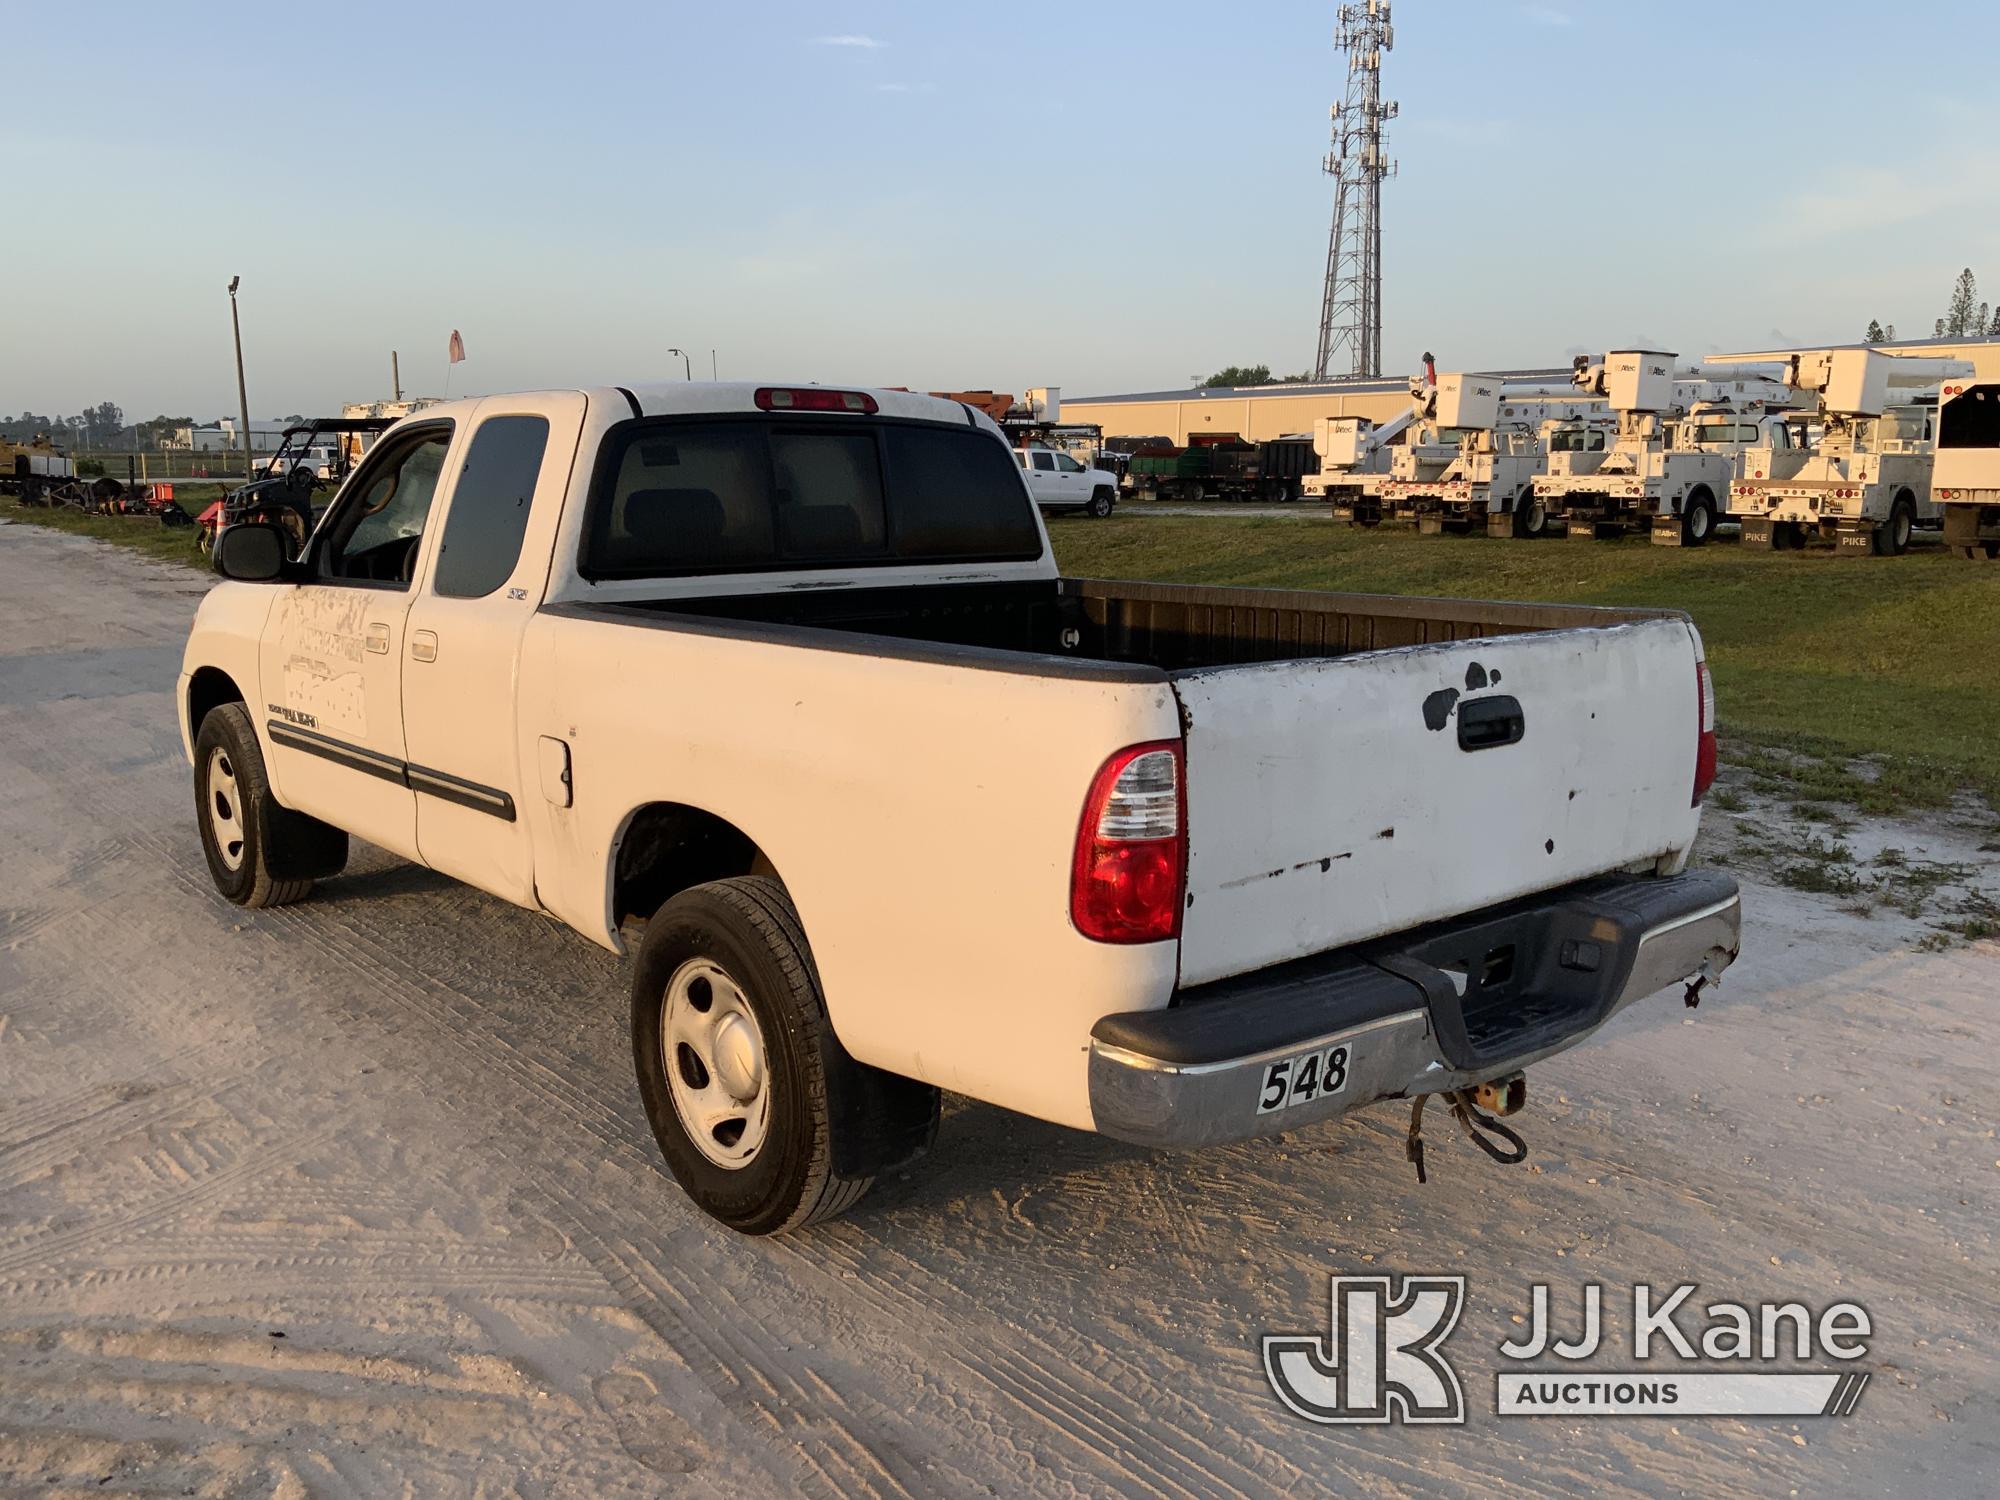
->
[1313,1,1397,380]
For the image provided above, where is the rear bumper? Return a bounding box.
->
[1087,869,1739,1148]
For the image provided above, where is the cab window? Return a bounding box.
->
[434,415,551,598]
[1055,453,1084,473]
[316,426,453,586]
[1031,451,1056,472]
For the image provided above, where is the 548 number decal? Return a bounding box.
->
[1256,1043,1351,1115]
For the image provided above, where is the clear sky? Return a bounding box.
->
[8,0,1998,420]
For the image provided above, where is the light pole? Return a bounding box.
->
[227,276,252,479]
[667,346,692,381]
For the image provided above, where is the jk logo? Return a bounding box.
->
[1263,1275,1467,1424]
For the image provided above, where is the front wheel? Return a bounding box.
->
[194,703,346,907]
[1087,486,1116,518]
[1680,488,1717,547]
[631,877,939,1234]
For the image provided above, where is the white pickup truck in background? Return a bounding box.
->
[1014,444,1119,517]
[180,382,1740,1234]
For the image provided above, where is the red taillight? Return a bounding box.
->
[1693,659,1718,806]
[1071,740,1185,944]
[753,386,879,415]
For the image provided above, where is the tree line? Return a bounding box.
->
[1865,267,2000,343]
[1193,365,1314,388]
[2,407,309,449]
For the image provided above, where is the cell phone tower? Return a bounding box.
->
[1313,1,1398,380]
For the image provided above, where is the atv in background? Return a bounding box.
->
[198,417,396,555]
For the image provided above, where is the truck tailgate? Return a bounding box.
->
[1174,617,1701,986]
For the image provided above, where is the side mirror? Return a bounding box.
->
[214,522,290,582]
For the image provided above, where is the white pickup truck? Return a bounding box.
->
[1014,445,1119,518]
[180,382,1740,1234]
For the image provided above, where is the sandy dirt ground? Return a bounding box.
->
[1,520,1995,1498]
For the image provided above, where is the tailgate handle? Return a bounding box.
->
[1457,695,1525,751]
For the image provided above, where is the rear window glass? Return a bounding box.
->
[581,417,1041,578]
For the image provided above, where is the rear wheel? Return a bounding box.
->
[194,703,346,907]
[1511,489,1548,538]
[1874,493,1915,556]
[631,877,939,1234]
[1680,488,1717,547]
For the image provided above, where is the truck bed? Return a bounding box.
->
[572,576,1702,987]
[584,577,1673,675]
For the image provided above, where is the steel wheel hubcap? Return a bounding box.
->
[207,746,246,871]
[662,958,771,1170]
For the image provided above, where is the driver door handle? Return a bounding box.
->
[410,630,438,664]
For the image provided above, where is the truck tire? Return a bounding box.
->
[1181,480,1205,503]
[1873,493,1915,556]
[1087,486,1116,518]
[1680,488,1716,547]
[1511,489,1548,539]
[631,876,939,1235]
[193,703,345,908]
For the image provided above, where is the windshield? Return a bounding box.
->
[580,416,1043,579]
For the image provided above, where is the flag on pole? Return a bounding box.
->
[448,329,466,364]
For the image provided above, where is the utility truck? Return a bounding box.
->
[1934,377,2000,560]
[1362,372,1607,537]
[1302,409,1413,512]
[181,380,1739,1234]
[1714,347,1964,554]
[1536,352,1795,545]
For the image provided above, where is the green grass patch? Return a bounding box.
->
[1051,513,2000,809]
[4,495,221,570]
[1770,833,1865,895]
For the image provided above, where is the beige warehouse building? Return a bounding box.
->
[1062,369,1581,445]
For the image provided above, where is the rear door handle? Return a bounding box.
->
[1457,694,1525,751]
[365,622,391,655]
[410,630,438,663]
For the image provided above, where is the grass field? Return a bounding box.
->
[4,488,227,569]
[1049,509,2000,811]
[8,496,1996,810]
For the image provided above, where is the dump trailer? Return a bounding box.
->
[1130,435,1318,502]
[1931,378,2000,560]
[1713,348,1966,554]
[1535,352,1796,546]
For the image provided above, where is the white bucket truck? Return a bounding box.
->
[1713,348,1967,554]
[1538,352,1797,546]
